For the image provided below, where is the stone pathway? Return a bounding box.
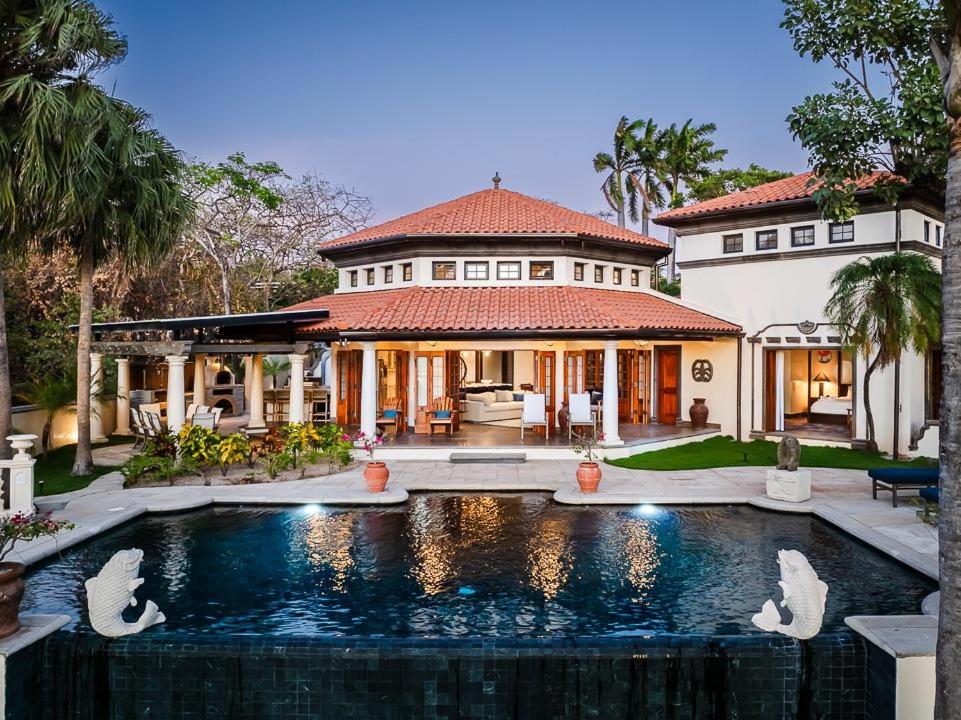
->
[23,459,939,581]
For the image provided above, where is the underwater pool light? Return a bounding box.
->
[301,504,322,515]
[636,503,660,517]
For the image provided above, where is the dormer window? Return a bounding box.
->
[432,262,456,280]
[829,222,854,244]
[756,230,778,251]
[612,267,623,285]
[465,261,489,280]
[402,263,413,282]
[497,261,521,280]
[574,263,585,281]
[365,268,375,285]
[349,270,358,287]
[383,266,393,284]
[594,265,605,283]
[530,262,554,280]
[791,226,815,247]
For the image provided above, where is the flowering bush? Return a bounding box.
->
[572,431,604,464]
[352,431,385,462]
[0,512,74,563]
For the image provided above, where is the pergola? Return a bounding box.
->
[80,309,330,437]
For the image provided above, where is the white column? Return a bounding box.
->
[602,340,622,445]
[243,354,253,416]
[360,341,378,436]
[115,358,131,435]
[89,352,107,442]
[554,348,565,427]
[288,353,306,424]
[248,353,266,430]
[6,434,38,514]
[328,346,339,423]
[192,353,206,408]
[407,350,417,429]
[165,355,187,432]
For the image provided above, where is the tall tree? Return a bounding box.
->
[593,116,646,228]
[931,3,960,715]
[659,120,727,281]
[0,0,126,458]
[687,164,793,203]
[631,119,669,235]
[55,98,192,475]
[824,253,941,452]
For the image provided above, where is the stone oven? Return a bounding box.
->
[204,364,245,416]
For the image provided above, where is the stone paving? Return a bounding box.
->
[21,444,940,582]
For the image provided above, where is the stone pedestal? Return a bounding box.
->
[765,468,812,503]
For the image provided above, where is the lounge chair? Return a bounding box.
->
[192,412,216,430]
[211,406,223,428]
[868,466,939,507]
[568,392,596,441]
[428,397,456,436]
[521,393,549,441]
[378,397,405,437]
[130,409,150,450]
[919,486,940,504]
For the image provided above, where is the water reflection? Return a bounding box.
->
[296,511,356,592]
[408,495,453,595]
[527,518,571,600]
[620,518,659,600]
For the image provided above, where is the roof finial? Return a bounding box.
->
[492,171,501,189]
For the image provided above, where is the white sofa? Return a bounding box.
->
[462,390,524,422]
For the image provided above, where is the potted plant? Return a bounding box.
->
[353,431,388,492]
[0,512,74,637]
[572,431,604,493]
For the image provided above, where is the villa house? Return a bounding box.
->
[283,176,744,456]
[656,171,944,456]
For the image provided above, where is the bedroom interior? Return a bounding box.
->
[765,347,854,440]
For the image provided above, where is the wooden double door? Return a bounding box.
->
[563,349,651,424]
[654,347,680,425]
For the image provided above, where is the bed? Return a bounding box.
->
[808,395,852,426]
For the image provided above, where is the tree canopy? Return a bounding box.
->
[687,164,793,203]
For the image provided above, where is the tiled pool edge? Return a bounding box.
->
[0,614,70,720]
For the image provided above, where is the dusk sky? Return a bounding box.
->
[97,0,840,240]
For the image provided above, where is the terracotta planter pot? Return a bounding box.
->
[689,398,709,429]
[364,462,389,493]
[576,462,602,493]
[0,562,25,639]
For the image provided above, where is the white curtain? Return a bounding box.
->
[775,351,786,432]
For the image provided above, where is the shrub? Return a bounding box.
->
[177,424,220,465]
[217,433,251,476]
[121,454,197,487]
[281,422,324,461]
[263,450,293,480]
[144,432,178,459]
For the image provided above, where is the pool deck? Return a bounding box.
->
[22,447,939,582]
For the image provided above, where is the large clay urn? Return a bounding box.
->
[689,398,709,429]
[576,462,602,493]
[558,402,570,436]
[364,462,389,493]
[0,562,26,638]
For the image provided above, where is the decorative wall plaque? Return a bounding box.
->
[691,359,713,382]
[797,320,817,335]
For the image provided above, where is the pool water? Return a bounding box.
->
[23,494,934,637]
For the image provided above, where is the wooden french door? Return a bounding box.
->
[564,351,585,402]
[535,351,556,429]
[763,350,777,432]
[336,349,363,426]
[655,347,680,425]
[413,352,445,433]
[564,349,647,423]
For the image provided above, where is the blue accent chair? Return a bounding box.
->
[868,466,939,507]
[919,486,940,504]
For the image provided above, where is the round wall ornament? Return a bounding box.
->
[797,320,817,335]
[691,359,713,382]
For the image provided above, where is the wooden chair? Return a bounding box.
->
[428,397,456,436]
[378,397,405,437]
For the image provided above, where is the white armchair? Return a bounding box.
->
[520,393,549,440]
[568,392,596,440]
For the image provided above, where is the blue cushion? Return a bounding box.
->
[382,409,397,419]
[920,486,941,504]
[868,467,939,484]
[513,393,524,401]
[433,410,451,419]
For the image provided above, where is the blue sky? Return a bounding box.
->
[97,0,839,239]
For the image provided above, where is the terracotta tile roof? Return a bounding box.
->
[319,188,667,251]
[287,286,739,335]
[656,171,898,222]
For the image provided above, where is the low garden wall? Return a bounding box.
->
[11,401,117,453]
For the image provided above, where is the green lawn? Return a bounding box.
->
[33,437,130,496]
[606,435,936,471]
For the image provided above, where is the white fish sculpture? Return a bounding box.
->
[751,549,828,640]
[85,549,166,637]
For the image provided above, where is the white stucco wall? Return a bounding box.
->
[11,400,118,453]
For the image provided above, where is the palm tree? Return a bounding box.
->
[593,116,646,228]
[824,252,941,453]
[0,1,126,459]
[659,120,727,281]
[630,119,669,236]
[17,372,78,460]
[263,357,291,390]
[53,97,192,475]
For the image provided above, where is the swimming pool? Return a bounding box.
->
[23,493,934,637]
